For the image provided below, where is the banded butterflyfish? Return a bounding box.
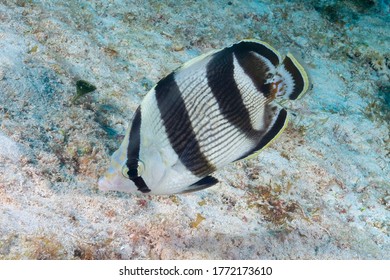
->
[98,40,310,195]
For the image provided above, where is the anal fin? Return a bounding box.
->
[237,107,288,161]
[179,176,219,194]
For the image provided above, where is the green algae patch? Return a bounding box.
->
[27,45,38,54]
[72,80,97,104]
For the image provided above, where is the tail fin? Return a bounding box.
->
[276,53,310,100]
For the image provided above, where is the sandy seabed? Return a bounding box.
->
[0,0,389,259]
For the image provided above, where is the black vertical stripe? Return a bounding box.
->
[206,49,255,137]
[234,50,270,98]
[155,73,216,177]
[231,41,282,99]
[126,107,141,178]
[126,107,151,193]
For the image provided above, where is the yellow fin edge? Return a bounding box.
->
[179,49,220,70]
[179,39,283,71]
[242,39,282,63]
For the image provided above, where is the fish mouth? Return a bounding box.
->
[97,176,110,191]
[97,172,138,193]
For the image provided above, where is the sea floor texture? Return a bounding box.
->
[0,0,389,259]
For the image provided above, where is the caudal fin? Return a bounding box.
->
[279,53,310,100]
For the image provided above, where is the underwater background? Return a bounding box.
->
[0,0,389,259]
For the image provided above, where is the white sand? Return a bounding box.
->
[0,0,389,259]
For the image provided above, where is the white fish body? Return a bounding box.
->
[98,40,310,195]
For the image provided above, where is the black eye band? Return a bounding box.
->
[128,174,151,193]
[126,159,150,193]
[126,108,151,193]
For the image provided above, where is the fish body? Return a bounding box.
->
[98,40,309,195]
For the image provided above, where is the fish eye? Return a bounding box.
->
[121,159,145,178]
[121,165,130,178]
